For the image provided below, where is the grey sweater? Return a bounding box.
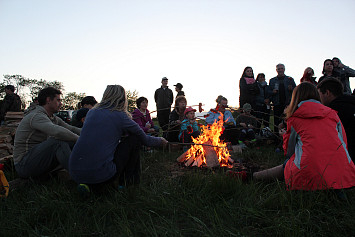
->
[13,106,81,164]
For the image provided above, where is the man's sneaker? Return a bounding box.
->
[77,184,90,198]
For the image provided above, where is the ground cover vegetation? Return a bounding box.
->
[1,144,355,236]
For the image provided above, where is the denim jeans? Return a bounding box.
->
[15,138,74,178]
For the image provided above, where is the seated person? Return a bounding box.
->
[132,97,158,135]
[317,77,355,161]
[69,85,167,192]
[179,107,200,143]
[0,85,22,123]
[167,96,187,142]
[75,108,89,128]
[253,83,355,190]
[71,96,97,127]
[205,95,239,145]
[236,103,257,143]
[13,87,81,179]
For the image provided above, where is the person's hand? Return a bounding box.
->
[273,89,278,94]
[148,128,155,133]
[224,121,233,126]
[279,128,286,136]
[240,122,247,128]
[160,137,168,146]
[176,120,181,124]
[145,123,152,129]
[264,98,270,104]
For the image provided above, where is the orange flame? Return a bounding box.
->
[185,113,232,167]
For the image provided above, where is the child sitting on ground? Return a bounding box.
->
[179,107,200,143]
[236,103,257,143]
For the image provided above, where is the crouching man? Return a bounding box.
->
[13,87,81,179]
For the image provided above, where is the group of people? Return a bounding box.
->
[239,58,355,133]
[5,56,355,194]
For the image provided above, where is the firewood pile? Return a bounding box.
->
[0,112,23,164]
[4,112,24,127]
[177,141,234,168]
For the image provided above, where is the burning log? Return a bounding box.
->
[196,154,203,167]
[176,114,234,168]
[176,150,189,163]
[185,155,195,167]
[203,141,220,168]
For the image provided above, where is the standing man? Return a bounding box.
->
[154,77,173,134]
[174,83,185,98]
[268,64,296,132]
[13,87,81,179]
[0,85,22,123]
[317,77,355,161]
[332,57,355,95]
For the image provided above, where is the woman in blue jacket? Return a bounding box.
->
[69,85,167,192]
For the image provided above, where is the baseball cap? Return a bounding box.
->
[173,83,183,89]
[242,103,252,112]
[184,107,196,116]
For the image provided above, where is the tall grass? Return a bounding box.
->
[1,146,355,236]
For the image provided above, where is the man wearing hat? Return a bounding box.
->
[174,83,185,98]
[154,77,173,134]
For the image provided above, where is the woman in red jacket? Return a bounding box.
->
[253,82,355,190]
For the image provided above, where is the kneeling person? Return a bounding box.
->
[13,87,81,179]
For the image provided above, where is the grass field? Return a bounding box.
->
[1,145,355,236]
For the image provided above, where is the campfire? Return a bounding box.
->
[177,114,234,168]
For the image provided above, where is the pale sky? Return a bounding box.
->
[1,0,354,114]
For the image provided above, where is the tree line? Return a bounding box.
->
[0,75,138,111]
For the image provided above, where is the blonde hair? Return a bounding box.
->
[94,85,131,118]
[285,82,320,119]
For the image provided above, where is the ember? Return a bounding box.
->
[177,114,234,168]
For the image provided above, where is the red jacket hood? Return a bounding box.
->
[292,99,334,120]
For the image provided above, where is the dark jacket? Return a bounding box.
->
[333,65,355,95]
[268,75,296,106]
[328,95,355,161]
[0,93,21,121]
[176,91,185,98]
[167,109,184,142]
[255,82,269,107]
[239,77,258,108]
[318,72,340,84]
[154,87,173,110]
